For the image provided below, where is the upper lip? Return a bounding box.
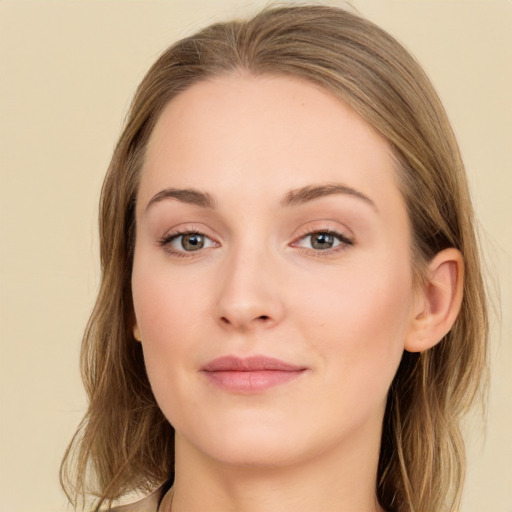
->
[202,355,306,372]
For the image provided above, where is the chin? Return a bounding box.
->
[179,416,314,469]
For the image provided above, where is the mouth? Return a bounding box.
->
[201,355,307,393]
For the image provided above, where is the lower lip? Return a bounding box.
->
[203,369,306,393]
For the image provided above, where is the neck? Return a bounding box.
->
[170,425,385,512]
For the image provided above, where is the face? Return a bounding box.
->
[132,73,418,469]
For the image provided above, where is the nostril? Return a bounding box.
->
[218,314,271,328]
[220,315,270,324]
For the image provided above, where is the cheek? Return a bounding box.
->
[293,258,413,394]
[132,247,212,337]
[131,256,211,408]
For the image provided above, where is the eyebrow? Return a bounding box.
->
[145,188,216,212]
[281,183,377,211]
[144,183,376,213]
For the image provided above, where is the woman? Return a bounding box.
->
[61,5,488,512]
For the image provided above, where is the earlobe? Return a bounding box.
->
[405,248,464,353]
[133,323,142,342]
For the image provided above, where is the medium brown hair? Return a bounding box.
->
[61,5,488,511]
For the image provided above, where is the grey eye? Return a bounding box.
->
[293,231,352,252]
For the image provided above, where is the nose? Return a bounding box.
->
[214,245,285,332]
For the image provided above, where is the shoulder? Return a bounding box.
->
[109,490,160,512]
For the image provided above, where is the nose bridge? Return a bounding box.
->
[215,237,284,330]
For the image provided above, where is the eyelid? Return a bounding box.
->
[158,225,220,256]
[156,222,354,257]
[289,224,355,255]
[292,229,353,245]
[291,220,354,242]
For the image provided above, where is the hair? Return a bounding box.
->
[61,4,488,512]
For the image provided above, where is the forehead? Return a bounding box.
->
[140,73,401,212]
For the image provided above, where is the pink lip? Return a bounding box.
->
[201,356,307,393]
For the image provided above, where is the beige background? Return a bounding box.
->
[0,1,510,511]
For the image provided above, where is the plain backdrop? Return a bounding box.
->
[0,1,511,511]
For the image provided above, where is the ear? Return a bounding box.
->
[133,322,142,342]
[405,248,464,353]
[130,308,142,342]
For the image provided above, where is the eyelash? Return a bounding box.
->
[158,228,354,258]
[158,230,216,258]
[292,229,354,255]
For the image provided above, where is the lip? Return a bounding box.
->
[201,356,307,393]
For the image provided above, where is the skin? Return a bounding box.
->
[131,73,463,512]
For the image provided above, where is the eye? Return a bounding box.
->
[160,231,217,253]
[294,230,353,251]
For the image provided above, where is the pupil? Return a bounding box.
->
[312,233,333,249]
[182,234,204,251]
